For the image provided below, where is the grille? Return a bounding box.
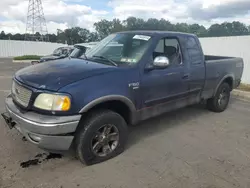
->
[12,81,32,107]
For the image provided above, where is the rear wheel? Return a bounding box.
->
[75,110,128,165]
[207,82,231,112]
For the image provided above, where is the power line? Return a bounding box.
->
[25,0,49,41]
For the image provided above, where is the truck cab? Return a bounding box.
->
[2,31,243,165]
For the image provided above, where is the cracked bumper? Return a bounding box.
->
[2,95,81,151]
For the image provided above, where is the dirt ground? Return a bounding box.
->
[0,58,250,188]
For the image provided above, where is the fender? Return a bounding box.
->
[79,95,137,124]
[213,74,235,96]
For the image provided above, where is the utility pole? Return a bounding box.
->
[25,0,49,42]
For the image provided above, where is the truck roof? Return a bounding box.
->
[117,30,196,37]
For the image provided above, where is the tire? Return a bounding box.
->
[75,110,128,165]
[207,82,231,112]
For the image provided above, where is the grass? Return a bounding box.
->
[238,83,250,92]
[14,55,42,60]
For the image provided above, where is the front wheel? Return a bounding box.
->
[207,82,231,112]
[75,110,128,165]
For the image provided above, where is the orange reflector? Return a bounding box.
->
[62,96,71,111]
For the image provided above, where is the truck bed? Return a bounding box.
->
[202,55,244,99]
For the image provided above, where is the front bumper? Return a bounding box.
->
[2,95,81,151]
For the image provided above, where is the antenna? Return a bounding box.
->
[25,0,49,41]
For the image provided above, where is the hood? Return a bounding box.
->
[15,58,117,91]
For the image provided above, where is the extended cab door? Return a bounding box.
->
[184,36,206,101]
[139,36,190,120]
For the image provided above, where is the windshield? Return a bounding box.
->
[81,33,152,66]
[53,48,63,56]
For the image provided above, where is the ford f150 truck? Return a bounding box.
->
[1,31,244,165]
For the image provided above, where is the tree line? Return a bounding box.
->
[1,17,250,44]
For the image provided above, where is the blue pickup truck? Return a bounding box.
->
[2,31,244,165]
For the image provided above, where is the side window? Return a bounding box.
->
[153,37,182,66]
[186,37,203,65]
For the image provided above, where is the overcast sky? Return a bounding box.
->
[0,0,250,34]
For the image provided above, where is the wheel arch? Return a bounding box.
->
[79,95,137,125]
[214,74,234,96]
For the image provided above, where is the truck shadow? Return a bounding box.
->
[126,104,210,149]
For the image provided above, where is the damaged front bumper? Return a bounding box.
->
[1,95,81,151]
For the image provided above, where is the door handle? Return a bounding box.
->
[182,74,189,80]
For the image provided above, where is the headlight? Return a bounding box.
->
[34,93,71,111]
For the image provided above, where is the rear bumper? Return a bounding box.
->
[2,95,81,151]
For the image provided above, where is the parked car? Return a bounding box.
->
[31,46,74,64]
[2,31,244,165]
[69,43,92,58]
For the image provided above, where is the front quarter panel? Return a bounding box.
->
[59,67,140,114]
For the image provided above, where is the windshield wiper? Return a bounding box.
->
[92,55,118,67]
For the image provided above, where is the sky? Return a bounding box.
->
[0,0,250,34]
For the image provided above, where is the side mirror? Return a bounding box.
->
[81,47,87,54]
[153,56,170,69]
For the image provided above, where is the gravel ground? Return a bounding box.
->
[0,58,250,188]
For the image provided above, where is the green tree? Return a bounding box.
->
[207,24,227,37]
[158,19,175,31]
[175,23,189,33]
[144,18,159,30]
[189,24,207,37]
[1,18,250,43]
[12,33,23,40]
[94,19,113,39]
[231,21,248,36]
[47,34,57,42]
[112,19,124,32]
[222,22,233,36]
[94,19,124,39]
[0,31,7,39]
[123,17,145,30]
[88,32,100,42]
[207,22,248,37]
[34,32,41,41]
[64,28,76,44]
[123,17,136,30]
[6,33,12,40]
[57,29,67,44]
[78,28,90,42]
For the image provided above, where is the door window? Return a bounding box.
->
[186,37,203,65]
[153,38,182,66]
